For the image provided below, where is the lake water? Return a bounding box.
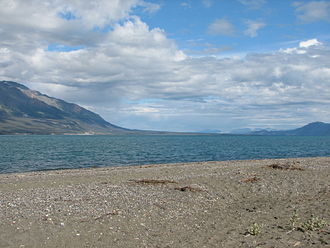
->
[0,135,330,174]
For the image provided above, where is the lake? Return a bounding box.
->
[1,135,330,173]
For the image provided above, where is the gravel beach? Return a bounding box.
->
[0,157,329,248]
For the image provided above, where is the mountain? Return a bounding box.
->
[0,81,132,135]
[198,129,222,134]
[230,128,253,135]
[230,128,276,135]
[2,81,329,136]
[250,122,330,136]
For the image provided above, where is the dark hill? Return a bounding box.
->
[251,122,330,136]
[286,122,330,136]
[0,81,130,134]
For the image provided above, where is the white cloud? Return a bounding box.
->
[207,18,235,36]
[202,0,213,8]
[0,0,143,30]
[1,0,330,131]
[294,1,330,23]
[299,38,322,48]
[244,20,266,37]
[3,32,330,131]
[181,2,191,8]
[238,0,266,9]
[282,38,322,54]
[140,1,161,14]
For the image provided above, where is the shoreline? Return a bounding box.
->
[1,155,330,176]
[1,157,329,247]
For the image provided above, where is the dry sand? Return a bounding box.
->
[0,157,329,248]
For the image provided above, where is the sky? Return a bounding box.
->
[0,0,330,132]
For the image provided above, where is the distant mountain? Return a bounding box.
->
[0,81,133,134]
[230,128,253,135]
[198,129,222,134]
[2,81,329,136]
[230,128,276,135]
[250,122,330,136]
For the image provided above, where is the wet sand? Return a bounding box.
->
[0,157,329,247]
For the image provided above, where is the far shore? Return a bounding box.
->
[0,157,329,247]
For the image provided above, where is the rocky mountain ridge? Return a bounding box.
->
[0,81,129,134]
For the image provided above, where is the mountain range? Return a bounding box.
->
[0,81,136,134]
[248,122,330,136]
[1,81,330,135]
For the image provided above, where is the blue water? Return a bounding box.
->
[0,135,330,174]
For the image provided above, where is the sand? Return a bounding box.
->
[0,157,329,248]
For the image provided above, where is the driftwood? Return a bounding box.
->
[129,179,178,184]
[241,176,261,183]
[174,185,205,192]
[267,163,304,171]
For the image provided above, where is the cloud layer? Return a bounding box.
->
[207,18,235,36]
[244,20,266,37]
[238,0,266,9]
[1,0,330,131]
[294,1,330,23]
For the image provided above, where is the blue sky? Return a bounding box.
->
[137,0,330,54]
[1,0,330,132]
